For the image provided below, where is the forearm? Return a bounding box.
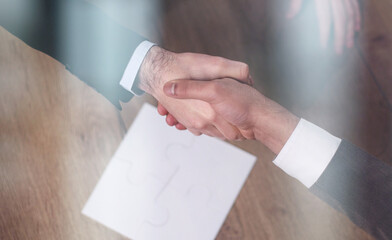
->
[138,46,174,96]
[252,99,299,154]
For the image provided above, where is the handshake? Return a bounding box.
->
[138,46,300,154]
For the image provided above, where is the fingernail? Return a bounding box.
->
[164,82,176,96]
[171,82,176,96]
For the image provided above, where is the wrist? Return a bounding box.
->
[252,100,299,154]
[138,46,175,96]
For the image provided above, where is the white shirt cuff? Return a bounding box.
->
[273,119,342,188]
[119,40,156,96]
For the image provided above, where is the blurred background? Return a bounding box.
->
[0,0,391,239]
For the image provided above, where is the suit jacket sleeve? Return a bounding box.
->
[0,0,146,109]
[310,140,392,239]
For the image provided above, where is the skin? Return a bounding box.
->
[287,0,361,54]
[137,46,252,140]
[162,78,300,154]
[157,0,363,142]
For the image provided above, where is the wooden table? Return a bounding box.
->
[1,0,391,239]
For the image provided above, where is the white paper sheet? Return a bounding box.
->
[82,103,256,240]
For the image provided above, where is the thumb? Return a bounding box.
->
[163,80,219,103]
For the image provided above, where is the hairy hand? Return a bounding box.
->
[287,0,361,54]
[138,46,251,140]
[163,78,299,154]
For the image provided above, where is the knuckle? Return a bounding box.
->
[213,56,225,65]
[178,84,187,96]
[205,117,218,128]
[212,57,225,70]
[209,113,219,123]
[191,131,201,136]
[240,63,250,79]
[177,82,191,97]
[199,122,208,130]
[190,119,206,130]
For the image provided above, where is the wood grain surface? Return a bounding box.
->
[1,0,390,239]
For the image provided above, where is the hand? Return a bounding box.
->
[138,46,252,140]
[156,102,187,130]
[163,78,300,154]
[287,0,361,54]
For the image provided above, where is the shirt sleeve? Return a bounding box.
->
[120,41,156,96]
[273,119,342,188]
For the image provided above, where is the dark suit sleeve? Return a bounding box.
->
[0,0,146,109]
[310,140,392,240]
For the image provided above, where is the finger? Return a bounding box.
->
[286,0,303,19]
[239,128,256,140]
[163,80,223,103]
[175,123,187,130]
[214,116,244,141]
[350,0,361,31]
[188,129,202,136]
[157,102,168,116]
[331,0,347,54]
[166,114,178,126]
[344,0,355,48]
[183,54,250,84]
[202,125,225,140]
